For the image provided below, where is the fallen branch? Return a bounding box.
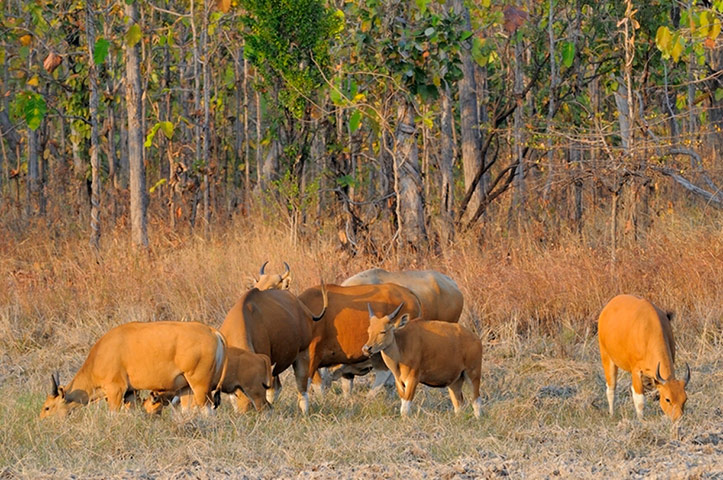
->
[651,165,723,209]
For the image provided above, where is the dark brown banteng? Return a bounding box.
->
[297,283,422,395]
[219,287,326,413]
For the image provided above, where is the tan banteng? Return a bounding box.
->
[362,305,482,418]
[598,294,690,421]
[40,321,227,418]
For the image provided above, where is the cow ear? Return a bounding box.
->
[281,276,291,289]
[394,314,410,330]
[57,386,66,399]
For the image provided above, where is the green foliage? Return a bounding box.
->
[125,23,141,47]
[561,41,574,68]
[242,0,342,118]
[144,121,175,148]
[349,1,466,103]
[11,91,47,131]
[93,37,110,65]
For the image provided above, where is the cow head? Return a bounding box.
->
[654,362,690,421]
[40,373,81,419]
[254,261,291,291]
[362,303,407,356]
[142,391,166,415]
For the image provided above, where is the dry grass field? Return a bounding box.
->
[1,210,722,479]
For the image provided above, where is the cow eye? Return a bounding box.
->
[665,398,671,403]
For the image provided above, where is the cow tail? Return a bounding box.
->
[212,330,229,408]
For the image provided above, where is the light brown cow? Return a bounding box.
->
[598,294,691,421]
[144,347,272,415]
[335,268,464,395]
[219,287,326,413]
[297,283,422,395]
[254,261,291,291]
[362,305,483,417]
[341,268,464,323]
[40,322,227,418]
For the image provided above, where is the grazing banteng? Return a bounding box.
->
[335,268,464,394]
[40,322,227,418]
[219,286,327,413]
[144,347,273,414]
[362,305,483,417]
[598,294,690,421]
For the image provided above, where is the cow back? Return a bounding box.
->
[219,288,312,375]
[341,268,463,323]
[299,283,422,366]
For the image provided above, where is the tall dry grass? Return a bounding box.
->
[0,207,721,477]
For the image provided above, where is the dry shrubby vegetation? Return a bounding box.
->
[1,208,721,479]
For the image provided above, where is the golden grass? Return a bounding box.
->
[0,208,721,478]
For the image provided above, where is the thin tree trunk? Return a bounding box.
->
[255,90,263,193]
[124,0,148,248]
[453,0,483,220]
[439,83,455,241]
[543,0,556,199]
[87,0,101,248]
[393,99,427,250]
[511,38,525,222]
[201,0,211,234]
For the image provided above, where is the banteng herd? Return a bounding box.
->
[40,264,691,422]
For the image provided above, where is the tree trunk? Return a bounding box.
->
[87,0,101,248]
[439,84,455,241]
[511,38,525,222]
[124,0,148,248]
[393,99,427,250]
[452,0,483,221]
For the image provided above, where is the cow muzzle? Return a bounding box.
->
[362,345,374,356]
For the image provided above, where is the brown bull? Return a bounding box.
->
[598,294,691,421]
[219,286,326,413]
[363,305,483,418]
[334,268,464,395]
[297,283,422,395]
[144,347,272,415]
[40,322,227,418]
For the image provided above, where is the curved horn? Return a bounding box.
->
[281,262,290,279]
[311,281,328,322]
[387,302,404,322]
[50,373,59,396]
[655,363,667,385]
[367,303,375,319]
[259,261,269,275]
[683,363,691,387]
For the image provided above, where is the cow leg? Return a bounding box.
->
[448,376,465,414]
[293,349,311,414]
[631,371,645,420]
[309,369,327,397]
[600,350,618,417]
[266,376,282,405]
[104,384,125,412]
[400,372,419,416]
[367,369,393,398]
[466,370,482,419]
